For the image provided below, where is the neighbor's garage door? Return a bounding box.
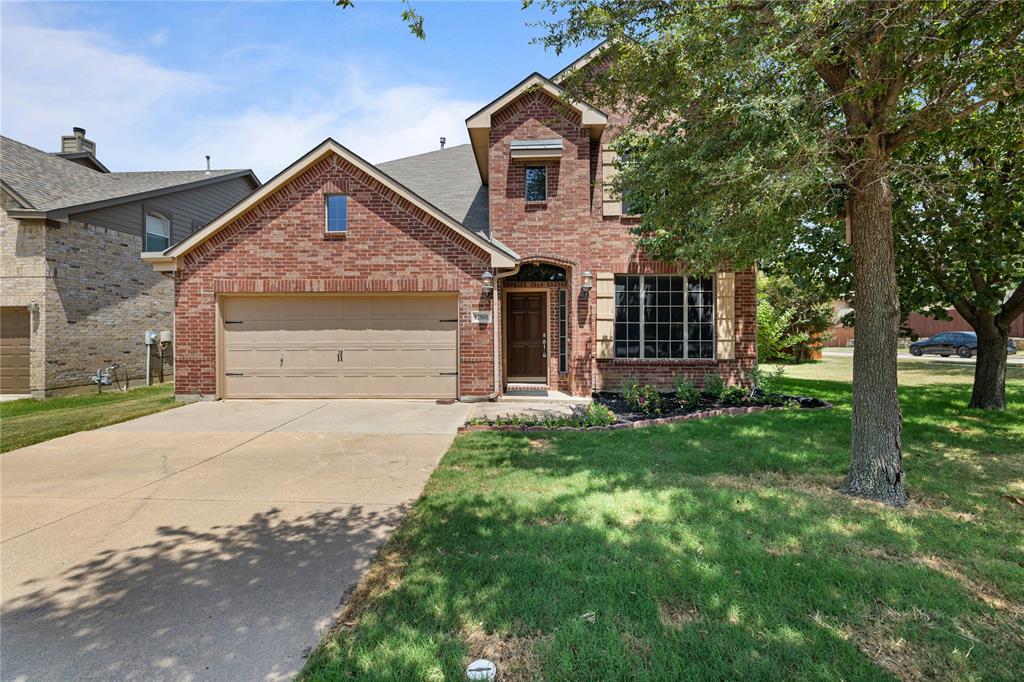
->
[221,295,458,399]
[1,307,31,394]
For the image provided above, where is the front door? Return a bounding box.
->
[507,292,547,380]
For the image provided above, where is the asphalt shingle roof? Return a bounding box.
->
[0,136,248,212]
[377,143,489,237]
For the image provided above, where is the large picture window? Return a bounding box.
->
[614,275,714,359]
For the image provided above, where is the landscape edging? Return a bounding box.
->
[458,402,833,433]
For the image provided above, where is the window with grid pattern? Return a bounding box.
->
[613,275,714,359]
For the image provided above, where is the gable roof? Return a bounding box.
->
[550,40,612,84]
[465,73,608,183]
[0,136,259,218]
[146,138,517,271]
[378,144,489,237]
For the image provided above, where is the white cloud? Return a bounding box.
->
[0,22,209,159]
[1,19,483,181]
[148,28,169,47]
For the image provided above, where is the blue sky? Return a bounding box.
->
[1,1,594,180]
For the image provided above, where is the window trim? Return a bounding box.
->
[524,164,548,202]
[613,274,716,360]
[325,193,348,234]
[143,208,172,252]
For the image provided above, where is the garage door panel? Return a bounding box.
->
[222,295,458,399]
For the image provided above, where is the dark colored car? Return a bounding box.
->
[909,331,1017,359]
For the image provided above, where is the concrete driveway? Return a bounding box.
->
[0,399,468,681]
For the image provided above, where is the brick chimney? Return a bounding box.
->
[61,127,96,156]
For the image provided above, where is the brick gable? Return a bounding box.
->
[173,153,495,397]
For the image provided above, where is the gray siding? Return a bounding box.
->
[70,175,256,245]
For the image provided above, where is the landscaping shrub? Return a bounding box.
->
[622,380,663,415]
[582,402,616,426]
[748,364,787,395]
[675,378,701,409]
[468,401,617,429]
[720,385,748,406]
[701,373,726,400]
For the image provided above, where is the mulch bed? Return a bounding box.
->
[459,391,832,433]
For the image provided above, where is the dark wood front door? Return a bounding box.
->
[507,292,546,380]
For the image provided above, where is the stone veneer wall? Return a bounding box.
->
[1,200,173,394]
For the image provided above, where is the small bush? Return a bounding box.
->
[748,364,786,396]
[701,373,726,400]
[583,402,617,426]
[622,380,663,415]
[675,378,701,410]
[720,385,748,406]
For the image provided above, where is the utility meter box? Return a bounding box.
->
[159,330,173,343]
[144,330,158,346]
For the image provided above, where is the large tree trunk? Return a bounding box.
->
[840,155,908,507]
[969,311,1009,410]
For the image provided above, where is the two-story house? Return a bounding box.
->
[142,47,757,400]
[0,130,259,396]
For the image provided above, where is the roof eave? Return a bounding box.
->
[38,169,260,220]
[465,73,608,183]
[154,138,516,272]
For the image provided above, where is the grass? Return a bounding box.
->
[302,358,1024,681]
[0,384,180,453]
[792,352,1024,386]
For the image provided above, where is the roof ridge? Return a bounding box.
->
[377,143,472,167]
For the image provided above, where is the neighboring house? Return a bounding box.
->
[142,46,757,400]
[826,300,1024,347]
[0,129,259,396]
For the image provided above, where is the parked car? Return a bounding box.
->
[909,331,1017,358]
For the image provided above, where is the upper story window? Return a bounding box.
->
[614,275,715,359]
[144,211,171,252]
[326,194,347,233]
[525,165,547,202]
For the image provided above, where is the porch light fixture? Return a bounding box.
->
[581,270,594,294]
[481,271,494,295]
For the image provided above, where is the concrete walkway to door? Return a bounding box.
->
[0,399,468,681]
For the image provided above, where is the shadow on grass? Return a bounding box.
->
[1,505,405,681]
[303,381,1024,680]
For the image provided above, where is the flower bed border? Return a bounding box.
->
[458,402,832,434]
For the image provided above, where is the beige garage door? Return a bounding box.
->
[1,307,31,394]
[221,295,458,399]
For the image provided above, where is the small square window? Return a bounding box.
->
[525,166,547,202]
[326,194,347,233]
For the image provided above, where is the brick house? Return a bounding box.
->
[0,130,259,396]
[143,48,757,400]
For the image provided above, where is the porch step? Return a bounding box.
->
[505,382,550,393]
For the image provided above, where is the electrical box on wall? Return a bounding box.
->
[159,330,173,343]
[144,330,158,345]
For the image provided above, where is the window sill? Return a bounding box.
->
[597,357,718,365]
[323,231,348,240]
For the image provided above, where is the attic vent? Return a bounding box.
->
[509,139,563,160]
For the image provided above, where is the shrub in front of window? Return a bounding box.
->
[701,373,726,400]
[675,378,701,410]
[720,385,748,406]
[622,380,663,415]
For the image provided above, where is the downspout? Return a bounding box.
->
[488,263,521,400]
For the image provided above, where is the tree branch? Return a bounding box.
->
[998,282,1024,325]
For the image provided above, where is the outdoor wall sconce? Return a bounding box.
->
[581,270,594,294]
[481,271,494,295]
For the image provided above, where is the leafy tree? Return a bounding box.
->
[532,0,1023,506]
[893,103,1024,410]
[758,272,834,362]
[775,103,1024,410]
[757,297,808,363]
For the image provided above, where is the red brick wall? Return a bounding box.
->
[488,91,757,394]
[174,153,495,398]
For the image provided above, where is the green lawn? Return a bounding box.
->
[302,360,1024,681]
[0,384,180,453]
